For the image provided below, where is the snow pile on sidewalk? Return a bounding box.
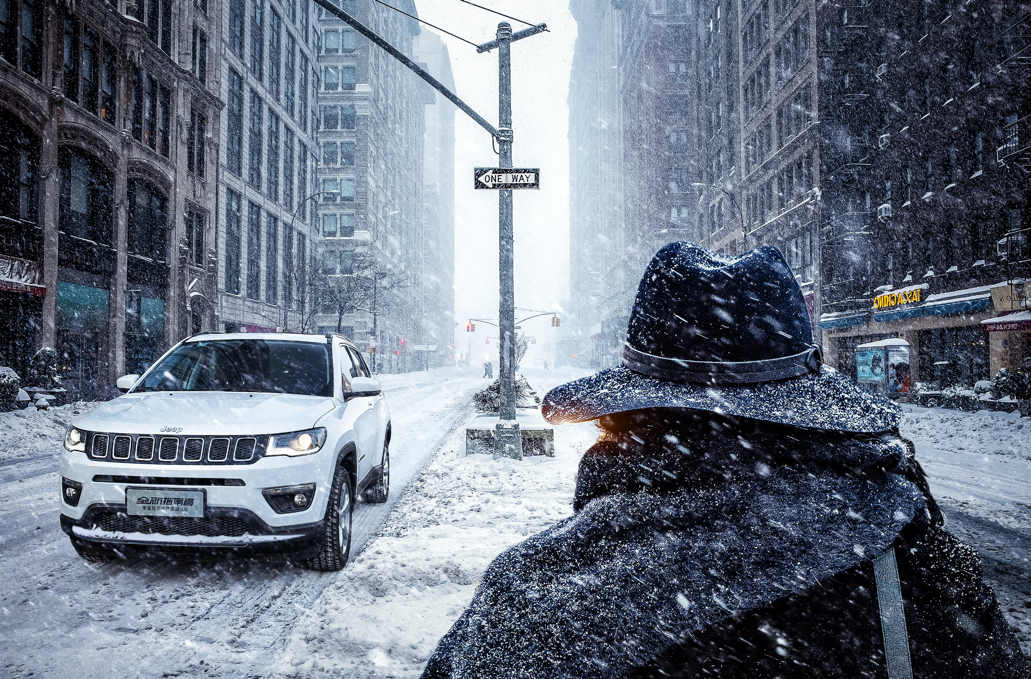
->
[271,402,598,676]
[0,402,101,465]
[901,405,1031,461]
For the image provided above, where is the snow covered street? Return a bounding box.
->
[1,367,1029,677]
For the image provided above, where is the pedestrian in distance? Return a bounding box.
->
[422,242,1031,679]
[483,361,493,379]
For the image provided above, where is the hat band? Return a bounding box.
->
[622,343,823,386]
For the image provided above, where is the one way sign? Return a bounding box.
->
[474,168,540,190]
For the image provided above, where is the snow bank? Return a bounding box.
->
[0,402,102,465]
[901,405,1031,461]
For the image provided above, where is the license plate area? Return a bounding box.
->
[126,487,205,518]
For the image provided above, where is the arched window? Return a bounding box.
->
[127,178,168,262]
[59,147,113,246]
[0,117,39,232]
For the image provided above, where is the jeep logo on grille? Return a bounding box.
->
[160,426,184,433]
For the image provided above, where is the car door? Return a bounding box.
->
[349,347,388,462]
[338,343,376,483]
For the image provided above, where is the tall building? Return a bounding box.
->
[314,0,427,373]
[216,0,320,336]
[568,0,1031,387]
[567,0,626,368]
[816,0,1031,385]
[414,30,456,370]
[0,0,221,399]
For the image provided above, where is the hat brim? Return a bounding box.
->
[541,365,900,434]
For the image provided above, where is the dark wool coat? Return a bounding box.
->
[422,425,1031,679]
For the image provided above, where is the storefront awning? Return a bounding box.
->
[981,310,1031,332]
[873,287,993,323]
[818,312,867,330]
[0,255,44,297]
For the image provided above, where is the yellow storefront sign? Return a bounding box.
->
[873,287,923,310]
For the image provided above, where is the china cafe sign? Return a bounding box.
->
[873,284,928,310]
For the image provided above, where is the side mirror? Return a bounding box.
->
[344,376,381,398]
[116,374,140,393]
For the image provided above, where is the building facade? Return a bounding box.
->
[314,0,428,373]
[817,0,1031,387]
[567,0,1031,388]
[413,30,456,370]
[0,0,221,399]
[216,0,320,336]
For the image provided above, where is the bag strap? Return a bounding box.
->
[873,547,914,679]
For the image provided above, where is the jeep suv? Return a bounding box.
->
[59,333,390,571]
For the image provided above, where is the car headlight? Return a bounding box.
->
[64,427,86,452]
[267,428,327,457]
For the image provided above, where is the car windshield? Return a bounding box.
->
[136,340,333,397]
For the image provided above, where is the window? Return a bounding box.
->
[774,15,809,88]
[339,213,355,237]
[269,10,282,100]
[228,0,244,58]
[341,104,356,129]
[945,146,958,187]
[924,157,934,198]
[283,126,295,211]
[19,0,41,77]
[0,0,18,67]
[248,89,263,188]
[322,178,339,201]
[300,55,309,132]
[59,148,113,246]
[323,141,339,166]
[903,166,912,204]
[340,177,355,201]
[187,109,206,177]
[298,143,308,222]
[63,19,79,102]
[247,202,261,300]
[266,215,278,304]
[285,34,296,117]
[227,69,243,176]
[324,29,340,53]
[284,229,294,306]
[323,105,339,130]
[157,85,171,157]
[225,190,242,294]
[341,66,356,91]
[250,0,263,81]
[776,82,812,147]
[83,28,98,115]
[186,207,206,268]
[667,61,687,82]
[742,4,769,63]
[670,166,689,193]
[341,141,355,166]
[670,204,690,225]
[192,27,207,85]
[744,57,770,119]
[143,0,171,54]
[0,119,39,227]
[786,231,813,282]
[322,213,338,237]
[267,112,280,201]
[101,41,116,124]
[324,65,339,90]
[669,129,688,154]
[342,29,356,52]
[286,0,296,24]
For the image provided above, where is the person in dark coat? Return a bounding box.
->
[422,243,1031,679]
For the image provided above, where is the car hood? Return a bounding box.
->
[72,392,337,437]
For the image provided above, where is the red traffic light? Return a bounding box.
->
[400,339,405,345]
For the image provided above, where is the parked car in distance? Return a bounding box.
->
[59,332,390,571]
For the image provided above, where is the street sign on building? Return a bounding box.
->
[474,168,540,190]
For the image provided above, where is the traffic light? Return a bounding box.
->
[551,316,561,327]
[400,339,405,345]
[486,338,490,344]
[471,322,476,331]
[466,323,471,332]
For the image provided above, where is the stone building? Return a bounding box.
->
[215,0,320,336]
[314,0,429,373]
[817,0,1031,386]
[0,0,221,399]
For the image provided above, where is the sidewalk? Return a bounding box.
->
[270,368,598,678]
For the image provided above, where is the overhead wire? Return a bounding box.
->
[456,0,537,27]
[367,0,480,48]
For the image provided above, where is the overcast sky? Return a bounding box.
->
[414,1,577,355]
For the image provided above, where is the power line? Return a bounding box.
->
[457,0,536,27]
[368,0,480,48]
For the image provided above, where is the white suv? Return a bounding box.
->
[59,333,390,571]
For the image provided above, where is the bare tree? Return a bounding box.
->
[320,246,412,336]
[515,332,531,370]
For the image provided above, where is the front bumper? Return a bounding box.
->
[61,504,326,558]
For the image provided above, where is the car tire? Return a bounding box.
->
[306,464,353,572]
[363,441,389,504]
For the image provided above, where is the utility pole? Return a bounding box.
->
[312,0,545,460]
[494,23,519,459]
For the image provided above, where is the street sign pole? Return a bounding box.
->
[494,22,520,460]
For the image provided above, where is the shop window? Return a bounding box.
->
[127,179,168,262]
[59,148,113,246]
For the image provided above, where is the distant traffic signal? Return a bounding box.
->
[551,316,561,327]
[466,323,471,332]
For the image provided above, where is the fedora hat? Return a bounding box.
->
[542,243,900,433]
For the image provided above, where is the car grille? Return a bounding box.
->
[96,513,251,537]
[83,433,267,465]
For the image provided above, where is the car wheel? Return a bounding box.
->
[306,464,353,572]
[363,440,389,504]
